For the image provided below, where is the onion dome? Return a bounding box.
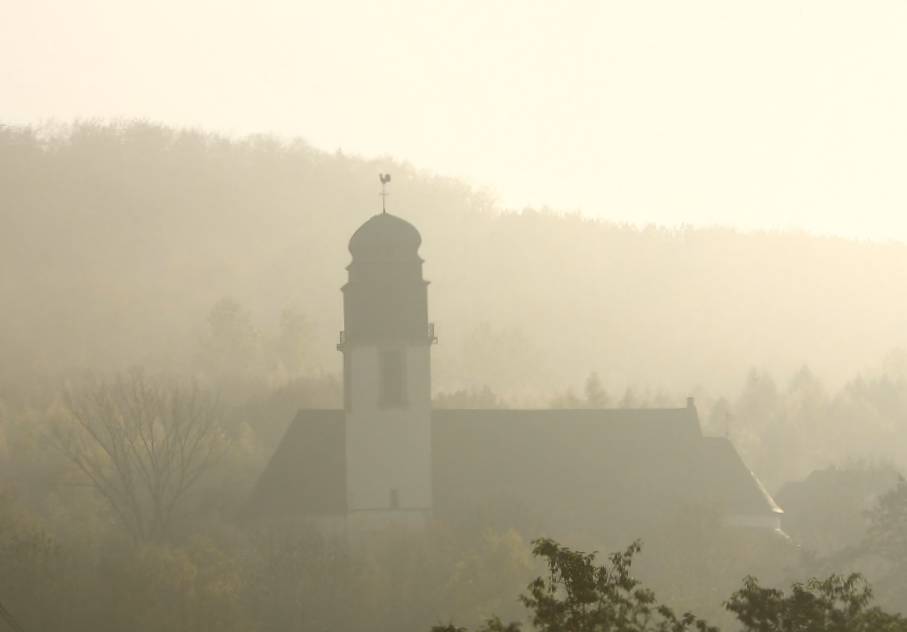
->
[348,213,422,262]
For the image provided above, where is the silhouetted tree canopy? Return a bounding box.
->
[434,538,907,632]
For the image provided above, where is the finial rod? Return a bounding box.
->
[379,173,391,214]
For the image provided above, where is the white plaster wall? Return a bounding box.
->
[347,509,432,533]
[345,344,433,515]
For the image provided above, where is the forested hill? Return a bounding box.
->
[3,121,906,398]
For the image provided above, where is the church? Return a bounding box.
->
[247,203,783,541]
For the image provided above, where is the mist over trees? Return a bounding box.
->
[4,121,907,396]
[3,120,907,479]
[49,371,225,543]
[2,120,907,630]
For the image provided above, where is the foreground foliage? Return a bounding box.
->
[727,573,907,632]
[434,538,907,632]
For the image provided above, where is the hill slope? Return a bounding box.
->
[3,121,906,399]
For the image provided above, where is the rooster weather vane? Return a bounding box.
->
[379,173,391,214]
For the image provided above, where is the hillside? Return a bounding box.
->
[3,121,907,402]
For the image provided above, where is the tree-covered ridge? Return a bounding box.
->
[5,121,907,489]
[4,120,907,399]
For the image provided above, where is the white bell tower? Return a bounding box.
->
[338,189,435,531]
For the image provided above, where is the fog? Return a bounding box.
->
[5,1,907,238]
[3,3,907,631]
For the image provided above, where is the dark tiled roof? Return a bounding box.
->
[248,407,781,531]
[431,408,701,523]
[695,437,783,516]
[243,409,346,520]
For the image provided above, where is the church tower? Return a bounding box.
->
[338,206,435,530]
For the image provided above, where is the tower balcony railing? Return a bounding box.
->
[336,323,438,351]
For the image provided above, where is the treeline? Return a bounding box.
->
[704,362,907,491]
[4,121,907,400]
[0,376,905,631]
[4,119,907,629]
[3,118,907,484]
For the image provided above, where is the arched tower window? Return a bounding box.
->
[379,348,406,407]
[389,488,400,509]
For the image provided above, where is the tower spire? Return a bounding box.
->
[379,173,391,214]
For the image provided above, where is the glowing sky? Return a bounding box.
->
[3,0,906,240]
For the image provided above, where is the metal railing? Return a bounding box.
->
[336,324,438,350]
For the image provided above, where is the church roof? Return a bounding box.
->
[246,406,782,535]
[695,436,783,516]
[348,213,422,262]
[243,409,347,520]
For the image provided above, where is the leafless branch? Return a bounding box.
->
[48,370,225,543]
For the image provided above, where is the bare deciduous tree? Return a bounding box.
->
[50,370,224,542]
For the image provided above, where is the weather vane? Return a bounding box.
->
[379,173,391,214]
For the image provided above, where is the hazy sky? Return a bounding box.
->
[3,0,906,240]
